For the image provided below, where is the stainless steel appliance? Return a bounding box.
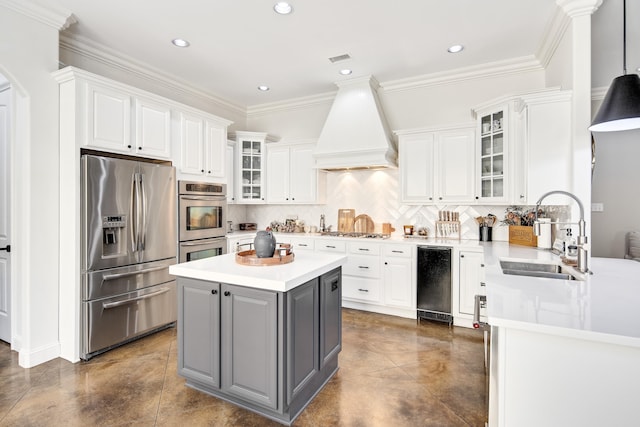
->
[178,180,227,262]
[416,246,452,324]
[81,154,177,360]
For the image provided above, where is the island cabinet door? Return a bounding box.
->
[286,279,319,405]
[320,267,342,367]
[177,278,220,388]
[221,284,278,410]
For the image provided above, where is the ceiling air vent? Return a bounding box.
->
[328,54,351,63]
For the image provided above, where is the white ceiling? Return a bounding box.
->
[51,0,638,107]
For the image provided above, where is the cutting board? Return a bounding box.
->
[353,214,374,233]
[338,209,356,232]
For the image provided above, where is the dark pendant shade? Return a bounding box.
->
[589,74,640,132]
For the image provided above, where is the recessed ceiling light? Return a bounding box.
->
[172,38,190,48]
[339,69,353,76]
[273,2,293,14]
[447,44,464,53]
[258,85,270,91]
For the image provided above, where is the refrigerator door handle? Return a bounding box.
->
[102,287,171,309]
[140,173,147,251]
[102,265,169,281]
[130,172,138,253]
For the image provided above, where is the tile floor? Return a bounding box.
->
[0,309,487,426]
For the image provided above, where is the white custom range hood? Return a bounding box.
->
[314,76,397,171]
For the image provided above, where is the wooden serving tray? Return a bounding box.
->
[236,249,294,266]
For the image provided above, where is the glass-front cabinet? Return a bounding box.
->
[475,106,509,203]
[230,131,273,204]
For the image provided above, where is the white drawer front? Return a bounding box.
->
[287,237,315,251]
[315,239,346,253]
[344,255,380,278]
[383,244,413,258]
[342,276,381,302]
[348,241,381,255]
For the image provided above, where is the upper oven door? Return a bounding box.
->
[179,194,226,241]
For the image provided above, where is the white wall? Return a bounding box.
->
[591,129,640,258]
[0,3,64,366]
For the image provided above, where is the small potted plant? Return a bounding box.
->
[501,206,542,246]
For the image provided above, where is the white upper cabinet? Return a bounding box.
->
[84,77,171,159]
[475,106,509,203]
[513,90,573,204]
[134,97,171,158]
[178,111,231,180]
[397,125,476,204]
[231,131,272,204]
[266,142,326,204]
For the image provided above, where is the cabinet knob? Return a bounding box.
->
[127,145,132,149]
[211,289,218,295]
[460,254,465,258]
[480,282,486,287]
[520,194,525,199]
[224,291,231,296]
[138,147,142,150]
[208,170,211,174]
[439,197,443,200]
[201,169,205,173]
[384,261,388,265]
[475,196,479,200]
[481,264,485,267]
[429,197,433,200]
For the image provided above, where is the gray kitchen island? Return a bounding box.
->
[169,251,347,426]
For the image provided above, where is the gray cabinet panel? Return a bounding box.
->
[286,278,319,404]
[320,268,342,366]
[221,284,278,410]
[177,278,220,387]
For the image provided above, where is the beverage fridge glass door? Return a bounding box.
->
[417,246,452,324]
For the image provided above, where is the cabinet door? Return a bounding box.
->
[320,268,342,367]
[237,139,265,203]
[459,251,485,315]
[383,257,413,309]
[179,113,205,175]
[85,81,131,153]
[221,284,278,410]
[177,278,220,388]
[266,145,290,203]
[134,97,171,159]
[289,144,316,203]
[399,133,435,203]
[226,143,236,203]
[286,279,319,404]
[437,129,476,203]
[205,121,226,178]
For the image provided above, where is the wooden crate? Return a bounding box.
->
[508,225,538,247]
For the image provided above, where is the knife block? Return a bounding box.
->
[435,221,460,240]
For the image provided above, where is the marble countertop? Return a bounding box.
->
[169,250,347,292]
[483,242,640,347]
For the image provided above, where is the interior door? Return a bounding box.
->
[0,83,11,343]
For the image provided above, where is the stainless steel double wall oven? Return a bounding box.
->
[178,181,227,262]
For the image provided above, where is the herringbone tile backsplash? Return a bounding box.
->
[229,169,566,241]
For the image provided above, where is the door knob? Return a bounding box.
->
[0,245,10,252]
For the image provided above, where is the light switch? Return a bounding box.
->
[591,203,604,212]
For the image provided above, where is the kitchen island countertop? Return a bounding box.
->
[169,251,347,292]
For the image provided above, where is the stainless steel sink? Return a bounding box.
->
[499,260,580,281]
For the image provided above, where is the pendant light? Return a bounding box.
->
[589,0,640,132]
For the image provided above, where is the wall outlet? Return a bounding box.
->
[591,202,604,212]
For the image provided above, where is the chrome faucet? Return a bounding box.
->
[534,190,589,273]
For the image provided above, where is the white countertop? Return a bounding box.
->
[483,242,640,347]
[169,251,347,292]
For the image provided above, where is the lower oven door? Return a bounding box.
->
[82,281,177,359]
[179,237,227,263]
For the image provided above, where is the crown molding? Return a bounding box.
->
[537,4,572,68]
[556,0,603,18]
[59,33,246,116]
[0,0,76,30]
[380,56,544,93]
[246,91,336,118]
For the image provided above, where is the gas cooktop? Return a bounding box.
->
[320,232,390,239]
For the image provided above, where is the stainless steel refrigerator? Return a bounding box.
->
[81,154,177,360]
